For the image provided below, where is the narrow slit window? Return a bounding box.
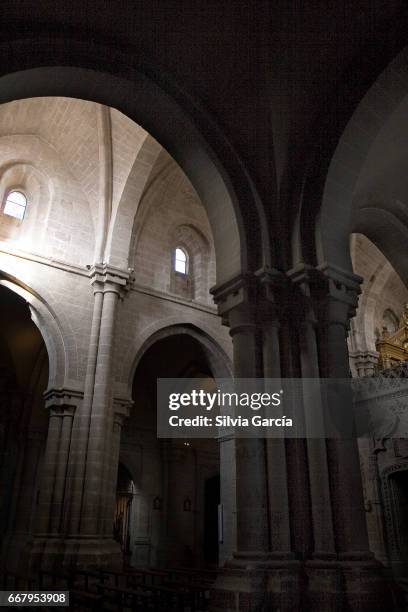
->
[3,191,27,220]
[174,247,187,274]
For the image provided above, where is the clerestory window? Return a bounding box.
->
[174,247,188,275]
[3,190,27,220]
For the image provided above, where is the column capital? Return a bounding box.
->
[318,262,362,327]
[87,263,133,297]
[287,264,326,328]
[43,386,83,414]
[210,273,258,327]
[287,263,326,296]
[255,266,287,323]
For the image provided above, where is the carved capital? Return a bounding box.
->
[88,263,133,297]
[287,263,326,328]
[210,273,257,328]
[318,263,362,328]
[255,265,287,323]
[287,263,327,293]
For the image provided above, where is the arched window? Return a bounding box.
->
[174,247,188,275]
[3,190,27,220]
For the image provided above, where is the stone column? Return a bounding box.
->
[289,265,339,608]
[65,287,104,535]
[257,268,292,555]
[257,267,301,610]
[223,276,268,558]
[211,274,270,612]
[63,264,131,569]
[30,388,80,569]
[320,264,389,611]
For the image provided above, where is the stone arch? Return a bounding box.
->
[348,233,408,377]
[0,36,269,283]
[122,321,232,397]
[295,42,408,272]
[353,206,408,286]
[0,272,68,389]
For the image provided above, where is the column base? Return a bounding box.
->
[306,554,394,612]
[28,536,123,573]
[339,555,394,612]
[211,554,302,612]
[211,554,394,612]
[306,558,343,612]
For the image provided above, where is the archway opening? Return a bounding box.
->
[121,332,221,570]
[0,283,48,572]
[349,232,408,576]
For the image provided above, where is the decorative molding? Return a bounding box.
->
[43,386,83,413]
[88,263,133,297]
[318,262,362,327]
[255,265,287,321]
[0,242,89,277]
[210,273,257,322]
[131,281,217,315]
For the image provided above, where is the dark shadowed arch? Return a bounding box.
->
[0,272,68,388]
[353,207,408,286]
[293,25,408,272]
[130,323,232,388]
